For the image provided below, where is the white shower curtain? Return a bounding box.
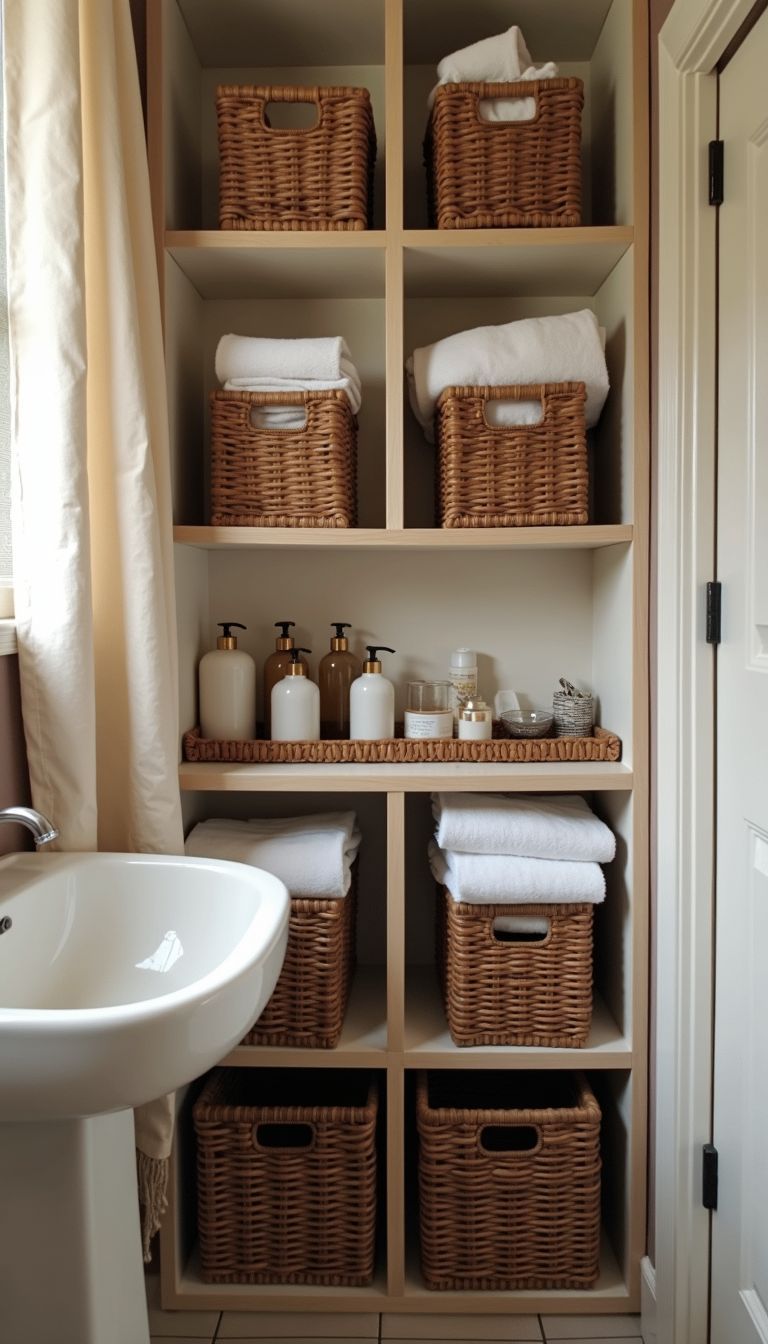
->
[3,0,183,1253]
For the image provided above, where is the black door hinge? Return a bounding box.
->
[706,581,722,644]
[709,140,724,205]
[703,1143,719,1210]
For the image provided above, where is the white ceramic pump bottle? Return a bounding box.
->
[349,646,396,740]
[271,647,320,741]
[199,621,256,740]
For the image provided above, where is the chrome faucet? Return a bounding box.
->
[0,807,59,848]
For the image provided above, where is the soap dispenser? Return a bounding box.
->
[271,648,319,742]
[264,621,309,737]
[349,646,396,740]
[319,622,362,739]
[199,622,256,741]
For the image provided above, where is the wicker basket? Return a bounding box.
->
[437,888,594,1047]
[195,1068,378,1285]
[425,79,583,229]
[183,724,621,764]
[210,389,357,527]
[217,84,375,231]
[435,382,588,528]
[244,864,357,1049]
[416,1070,601,1290]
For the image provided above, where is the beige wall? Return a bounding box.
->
[0,656,32,854]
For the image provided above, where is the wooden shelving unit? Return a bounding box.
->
[149,0,649,1319]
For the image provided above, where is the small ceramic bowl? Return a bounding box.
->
[501,709,555,739]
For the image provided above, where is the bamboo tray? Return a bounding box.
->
[183,725,621,764]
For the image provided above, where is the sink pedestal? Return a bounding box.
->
[0,1109,150,1344]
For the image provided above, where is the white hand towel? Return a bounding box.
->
[406,309,609,443]
[216,334,349,385]
[185,813,361,899]
[428,26,559,122]
[431,792,616,863]
[428,840,606,904]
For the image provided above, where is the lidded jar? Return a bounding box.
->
[457,697,493,741]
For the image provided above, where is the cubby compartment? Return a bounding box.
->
[165,261,387,529]
[168,1068,389,1301]
[403,250,636,529]
[181,791,389,1058]
[403,790,633,1062]
[158,0,387,231]
[402,0,635,230]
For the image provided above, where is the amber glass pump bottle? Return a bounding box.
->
[319,622,362,739]
[264,621,309,737]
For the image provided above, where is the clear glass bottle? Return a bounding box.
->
[404,681,454,739]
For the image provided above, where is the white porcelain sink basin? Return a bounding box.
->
[0,850,290,1121]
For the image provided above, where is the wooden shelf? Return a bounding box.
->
[162,1234,630,1314]
[222,966,388,1067]
[167,232,386,299]
[404,973,631,1068]
[174,524,634,551]
[178,760,634,794]
[166,228,633,299]
[404,228,634,297]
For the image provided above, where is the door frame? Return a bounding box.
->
[655,2,758,1342]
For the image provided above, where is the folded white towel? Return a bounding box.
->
[215,335,363,419]
[185,813,361,899]
[428,840,606,904]
[432,792,616,863]
[428,26,559,122]
[406,309,609,443]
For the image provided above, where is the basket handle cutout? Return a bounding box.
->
[253,1122,316,1151]
[478,94,537,124]
[483,397,544,430]
[263,99,320,131]
[491,914,550,944]
[479,1124,541,1156]
[248,403,308,432]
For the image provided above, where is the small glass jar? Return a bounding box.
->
[404,681,454,739]
[458,697,493,741]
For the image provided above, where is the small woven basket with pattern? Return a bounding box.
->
[210,389,357,527]
[195,1068,378,1285]
[244,864,358,1049]
[435,382,588,527]
[417,1070,601,1290]
[425,79,583,229]
[217,85,376,231]
[437,888,594,1047]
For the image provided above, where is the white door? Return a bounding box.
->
[711,9,768,1342]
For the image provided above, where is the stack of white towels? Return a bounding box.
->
[429,24,559,122]
[407,309,610,444]
[186,812,361,899]
[428,793,615,906]
[216,334,362,431]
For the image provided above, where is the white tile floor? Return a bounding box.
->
[147,1278,645,1344]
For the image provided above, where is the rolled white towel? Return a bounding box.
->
[406,309,609,443]
[428,25,559,121]
[216,334,348,384]
[428,840,606,904]
[186,813,361,899]
[215,335,362,417]
[431,792,616,863]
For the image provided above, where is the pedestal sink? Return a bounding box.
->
[0,851,290,1344]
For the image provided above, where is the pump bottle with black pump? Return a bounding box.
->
[271,648,319,742]
[264,621,309,736]
[199,621,256,740]
[319,622,362,739]
[349,645,396,740]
